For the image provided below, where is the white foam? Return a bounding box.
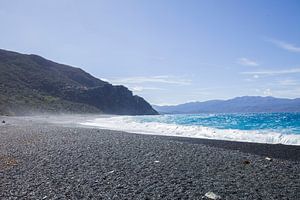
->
[80,116,300,145]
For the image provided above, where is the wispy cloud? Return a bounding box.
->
[258,86,300,99]
[278,79,299,86]
[108,75,192,86]
[267,38,300,53]
[263,88,272,96]
[271,87,300,98]
[131,86,165,92]
[242,68,300,75]
[237,57,259,66]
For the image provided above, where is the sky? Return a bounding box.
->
[1,0,300,105]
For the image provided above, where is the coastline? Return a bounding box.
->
[2,116,300,161]
[79,114,300,146]
[0,117,299,199]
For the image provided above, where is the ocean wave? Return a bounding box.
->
[80,116,300,145]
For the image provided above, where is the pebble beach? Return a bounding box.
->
[0,117,299,199]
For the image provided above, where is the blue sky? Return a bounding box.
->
[1,0,300,105]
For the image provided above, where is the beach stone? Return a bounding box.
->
[204,192,221,199]
[265,157,272,161]
[2,120,5,123]
[243,160,250,165]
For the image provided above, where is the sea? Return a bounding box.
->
[80,113,300,145]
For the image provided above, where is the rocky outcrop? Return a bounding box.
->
[0,49,158,115]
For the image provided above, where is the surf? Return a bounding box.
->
[80,114,300,145]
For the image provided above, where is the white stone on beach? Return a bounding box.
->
[265,157,272,161]
[204,192,221,199]
[154,160,160,163]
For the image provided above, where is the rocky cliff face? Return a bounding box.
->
[0,49,158,115]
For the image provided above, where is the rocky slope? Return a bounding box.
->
[0,49,158,115]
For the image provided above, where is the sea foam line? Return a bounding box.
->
[80,116,300,145]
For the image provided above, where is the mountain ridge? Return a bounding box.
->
[153,96,300,114]
[0,49,158,115]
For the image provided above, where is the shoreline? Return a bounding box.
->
[78,114,300,146]
[2,115,300,161]
[6,114,300,146]
[0,118,299,199]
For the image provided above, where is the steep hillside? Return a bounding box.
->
[0,49,158,115]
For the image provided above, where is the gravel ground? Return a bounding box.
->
[0,118,299,200]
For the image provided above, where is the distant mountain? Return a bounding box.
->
[0,49,158,115]
[153,96,300,114]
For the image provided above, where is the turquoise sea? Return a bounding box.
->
[135,113,300,135]
[81,113,300,145]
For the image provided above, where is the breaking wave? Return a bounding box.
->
[80,115,300,145]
